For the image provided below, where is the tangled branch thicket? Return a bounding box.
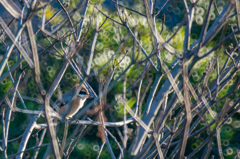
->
[0,0,240,158]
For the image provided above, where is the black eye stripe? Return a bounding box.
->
[79,90,88,95]
[60,102,66,107]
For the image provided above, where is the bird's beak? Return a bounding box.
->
[87,94,94,99]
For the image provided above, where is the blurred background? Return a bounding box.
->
[0,0,240,158]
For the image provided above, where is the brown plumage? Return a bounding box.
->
[54,84,92,119]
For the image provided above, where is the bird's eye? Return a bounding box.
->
[60,102,66,107]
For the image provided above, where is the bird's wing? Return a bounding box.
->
[54,90,73,106]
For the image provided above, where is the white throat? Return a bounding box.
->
[79,98,87,109]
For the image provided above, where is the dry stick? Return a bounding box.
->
[139,80,153,115]
[44,60,71,159]
[214,0,220,15]
[50,0,85,34]
[164,118,177,158]
[0,134,23,143]
[44,37,63,57]
[143,0,180,57]
[43,32,96,98]
[214,100,229,159]
[40,26,60,40]
[198,30,240,60]
[109,0,146,17]
[41,2,46,30]
[38,8,63,35]
[33,129,47,159]
[26,20,46,95]
[3,72,23,158]
[48,56,88,157]
[0,34,60,83]
[87,32,131,77]
[201,96,215,119]
[131,65,181,157]
[144,0,168,118]
[235,0,240,31]
[195,0,214,56]
[135,62,149,115]
[5,63,32,117]
[175,79,238,158]
[187,100,231,159]
[184,77,198,101]
[224,49,237,67]
[5,71,55,116]
[63,115,87,152]
[139,75,186,155]
[107,61,133,90]
[60,120,69,157]
[140,65,236,159]
[0,18,15,37]
[22,0,30,8]
[213,56,220,100]
[109,110,124,143]
[145,73,163,114]
[133,2,236,157]
[83,16,108,43]
[201,137,213,159]
[100,113,116,159]
[216,129,224,159]
[125,104,151,133]
[0,0,21,19]
[169,142,181,159]
[1,105,6,157]
[159,14,165,36]
[0,17,34,77]
[181,95,230,150]
[8,142,62,159]
[15,105,44,159]
[145,94,168,159]
[5,97,44,115]
[65,125,86,158]
[64,139,74,158]
[229,24,239,44]
[77,0,89,42]
[97,142,105,159]
[190,0,236,50]
[95,6,123,26]
[66,15,94,85]
[178,0,195,158]
[35,116,134,129]
[124,23,158,72]
[138,130,172,159]
[56,0,76,41]
[69,60,97,97]
[145,125,171,158]
[154,0,170,17]
[153,132,164,159]
[104,128,124,156]
[86,16,99,75]
[161,60,183,103]
[123,78,128,150]
[139,1,178,154]
[234,150,240,159]
[115,0,124,23]
[218,97,240,127]
[149,97,240,158]
[149,116,200,158]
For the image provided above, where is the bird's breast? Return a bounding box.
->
[66,98,86,119]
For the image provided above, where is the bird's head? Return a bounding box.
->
[77,84,93,99]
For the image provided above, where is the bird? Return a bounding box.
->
[54,84,93,119]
